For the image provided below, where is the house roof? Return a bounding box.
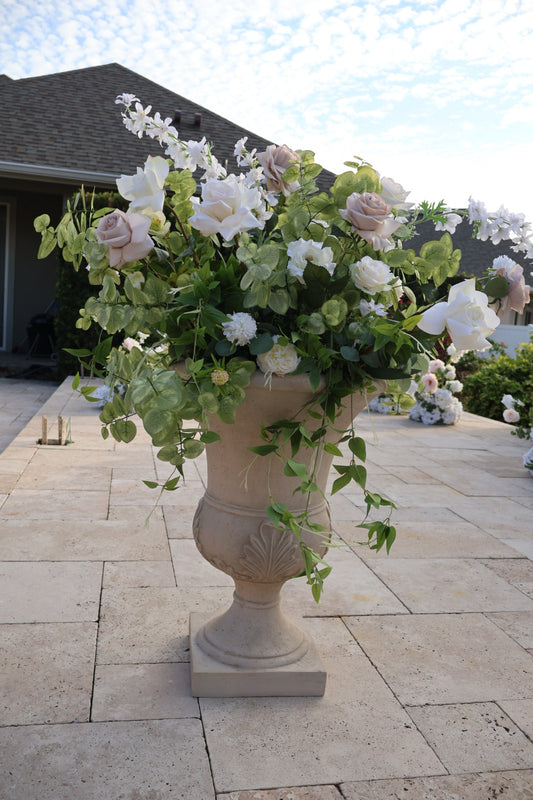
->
[0,63,523,279]
[0,63,308,186]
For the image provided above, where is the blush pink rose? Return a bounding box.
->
[96,209,153,269]
[495,262,530,316]
[339,192,402,251]
[503,407,520,423]
[256,144,301,196]
[421,372,438,393]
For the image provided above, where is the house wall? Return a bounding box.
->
[12,188,63,351]
[0,179,64,353]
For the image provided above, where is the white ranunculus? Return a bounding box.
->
[189,174,265,241]
[222,312,257,346]
[117,155,169,214]
[418,278,500,352]
[350,256,397,296]
[257,336,300,376]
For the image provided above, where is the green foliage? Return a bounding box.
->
[34,99,529,600]
[461,338,533,423]
[54,190,127,378]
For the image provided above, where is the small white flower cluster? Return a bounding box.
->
[468,197,533,259]
[409,359,463,425]
[116,96,226,181]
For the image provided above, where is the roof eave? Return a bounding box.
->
[0,160,118,187]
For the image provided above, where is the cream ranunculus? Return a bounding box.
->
[96,210,154,269]
[116,155,169,215]
[189,174,265,241]
[340,192,402,251]
[256,144,301,197]
[257,336,300,376]
[350,256,397,295]
[418,278,500,352]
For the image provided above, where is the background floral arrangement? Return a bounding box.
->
[501,390,533,477]
[409,357,464,425]
[34,93,533,596]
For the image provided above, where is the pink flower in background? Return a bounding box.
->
[421,372,438,393]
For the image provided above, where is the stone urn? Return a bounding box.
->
[189,371,373,697]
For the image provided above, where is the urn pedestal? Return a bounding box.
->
[189,372,373,697]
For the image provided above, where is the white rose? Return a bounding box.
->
[503,408,520,423]
[189,174,265,241]
[350,256,397,295]
[418,278,500,352]
[117,155,169,215]
[379,176,413,210]
[287,238,335,282]
[257,336,300,376]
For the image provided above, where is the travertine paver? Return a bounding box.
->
[0,719,214,800]
[481,557,533,598]
[96,585,233,664]
[0,488,110,518]
[344,613,533,705]
[282,543,408,616]
[0,516,170,560]
[407,702,533,772]
[200,618,443,791]
[218,787,343,800]
[364,558,533,613]
[486,610,533,648]
[1,381,532,798]
[0,561,102,622]
[340,513,519,560]
[92,662,199,721]
[0,622,97,725]
[340,771,533,799]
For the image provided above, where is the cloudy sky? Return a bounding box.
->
[2,0,532,220]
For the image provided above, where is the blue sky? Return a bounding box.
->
[2,0,532,221]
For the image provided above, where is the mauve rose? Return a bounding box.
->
[339,192,402,251]
[96,209,153,269]
[495,262,530,315]
[256,144,301,196]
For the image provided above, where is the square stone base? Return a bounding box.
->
[189,612,327,697]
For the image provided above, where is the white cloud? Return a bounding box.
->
[0,0,531,223]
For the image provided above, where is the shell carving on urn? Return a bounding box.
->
[238,524,303,582]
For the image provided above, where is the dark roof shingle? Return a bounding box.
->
[0,63,278,179]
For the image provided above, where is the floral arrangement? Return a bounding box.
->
[501,392,533,477]
[34,93,533,598]
[409,357,464,425]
